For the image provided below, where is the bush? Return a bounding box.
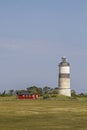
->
[43,94,50,99]
[51,94,57,98]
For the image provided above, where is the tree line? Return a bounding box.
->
[0,86,58,97]
[0,86,87,98]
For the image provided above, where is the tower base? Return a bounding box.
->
[58,88,71,97]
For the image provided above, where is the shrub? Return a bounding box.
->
[51,94,57,98]
[43,94,50,99]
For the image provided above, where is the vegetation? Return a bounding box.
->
[0,86,58,97]
[1,86,87,129]
[1,87,87,100]
[0,97,87,129]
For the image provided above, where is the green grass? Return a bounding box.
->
[0,97,87,129]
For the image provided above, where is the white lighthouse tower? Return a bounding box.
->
[58,57,71,96]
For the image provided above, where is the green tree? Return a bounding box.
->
[9,89,14,96]
[43,86,51,94]
[27,86,43,96]
[1,90,7,97]
[52,88,58,94]
[71,90,77,97]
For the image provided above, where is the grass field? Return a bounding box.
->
[0,97,87,130]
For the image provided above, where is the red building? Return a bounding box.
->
[17,91,38,99]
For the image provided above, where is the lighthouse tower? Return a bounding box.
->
[58,57,71,96]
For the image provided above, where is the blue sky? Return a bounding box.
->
[0,0,87,93]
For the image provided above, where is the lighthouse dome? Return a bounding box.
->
[59,57,70,66]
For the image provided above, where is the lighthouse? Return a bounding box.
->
[58,57,71,96]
